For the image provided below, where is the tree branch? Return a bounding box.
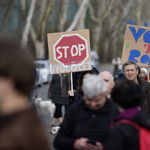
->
[0,0,14,33]
[115,0,137,29]
[88,1,98,23]
[21,0,36,47]
[98,0,115,23]
[38,0,53,41]
[58,0,69,32]
[20,0,26,20]
[29,24,37,44]
[38,0,48,31]
[66,0,89,32]
[89,0,115,24]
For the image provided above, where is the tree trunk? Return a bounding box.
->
[57,0,69,32]
[75,0,89,30]
[66,0,89,32]
[38,0,48,28]
[21,0,36,48]
[89,0,115,53]
[38,0,53,41]
[34,41,45,59]
[91,22,102,52]
[29,0,53,58]
[20,0,26,19]
[103,37,109,62]
[112,31,118,57]
[29,24,45,58]
[0,0,14,33]
[136,0,142,25]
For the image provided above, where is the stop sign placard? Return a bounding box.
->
[47,29,92,74]
[53,33,88,67]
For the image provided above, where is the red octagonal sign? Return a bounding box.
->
[53,33,88,66]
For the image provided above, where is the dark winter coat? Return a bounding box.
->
[53,99,119,150]
[0,107,49,150]
[72,66,99,91]
[106,107,150,150]
[114,71,124,81]
[73,72,82,91]
[115,76,150,118]
[47,74,71,105]
[69,91,84,106]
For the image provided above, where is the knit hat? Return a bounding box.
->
[141,68,148,75]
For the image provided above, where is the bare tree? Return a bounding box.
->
[66,0,89,32]
[89,0,115,52]
[38,0,48,28]
[75,0,89,30]
[0,0,14,33]
[110,0,141,57]
[135,0,143,26]
[57,0,69,32]
[20,0,26,20]
[100,0,143,62]
[21,0,36,48]
[29,0,53,59]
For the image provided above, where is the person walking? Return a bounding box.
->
[106,80,150,150]
[112,56,121,77]
[115,60,150,118]
[47,73,70,127]
[53,75,119,150]
[114,70,125,81]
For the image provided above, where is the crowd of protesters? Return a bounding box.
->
[0,37,150,150]
[53,60,150,150]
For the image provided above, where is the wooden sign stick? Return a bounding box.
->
[71,72,73,91]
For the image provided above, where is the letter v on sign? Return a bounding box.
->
[129,26,146,43]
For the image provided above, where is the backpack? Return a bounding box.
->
[116,119,150,150]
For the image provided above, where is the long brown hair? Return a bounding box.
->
[77,69,97,93]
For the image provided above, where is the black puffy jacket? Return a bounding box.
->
[106,108,150,150]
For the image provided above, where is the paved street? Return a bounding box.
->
[33,84,55,150]
[33,64,114,150]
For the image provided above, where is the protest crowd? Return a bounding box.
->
[0,37,150,150]
[1,16,150,150]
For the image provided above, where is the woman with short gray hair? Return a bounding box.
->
[82,75,107,99]
[54,75,119,150]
